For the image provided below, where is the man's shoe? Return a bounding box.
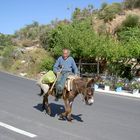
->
[55,94,59,101]
[55,94,61,101]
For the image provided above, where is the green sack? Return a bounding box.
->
[42,70,56,84]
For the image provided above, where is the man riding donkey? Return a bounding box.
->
[37,48,97,121]
[53,48,79,100]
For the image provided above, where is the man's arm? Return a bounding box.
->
[53,57,61,74]
[71,57,78,75]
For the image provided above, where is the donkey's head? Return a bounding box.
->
[82,75,101,105]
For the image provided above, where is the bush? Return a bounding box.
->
[101,2,108,10]
[117,15,140,43]
[40,57,55,71]
[15,21,40,40]
[11,60,22,72]
[131,81,140,89]
[98,3,123,22]
[39,28,52,49]
[115,81,124,87]
[122,15,140,28]
[124,0,140,9]
[0,34,13,46]
[21,48,54,75]
[1,46,15,69]
[127,37,140,59]
[117,27,140,43]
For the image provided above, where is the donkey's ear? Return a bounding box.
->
[86,78,95,87]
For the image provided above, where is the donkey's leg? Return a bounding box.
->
[59,100,73,121]
[41,84,50,110]
[65,91,74,121]
[43,93,51,115]
[38,88,44,96]
[59,97,73,121]
[66,100,73,121]
[58,99,67,119]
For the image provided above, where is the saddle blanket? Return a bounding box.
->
[65,75,79,91]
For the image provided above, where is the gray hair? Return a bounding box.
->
[62,48,71,55]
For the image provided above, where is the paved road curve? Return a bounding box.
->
[0,71,140,140]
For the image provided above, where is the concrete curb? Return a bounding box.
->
[95,88,140,99]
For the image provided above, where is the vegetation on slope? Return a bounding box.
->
[0,0,140,79]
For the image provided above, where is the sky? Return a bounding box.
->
[0,0,122,34]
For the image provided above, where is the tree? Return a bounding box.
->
[47,20,98,61]
[0,33,13,47]
[46,19,127,74]
[72,5,94,21]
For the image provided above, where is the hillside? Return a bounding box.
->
[93,8,140,35]
[107,8,140,35]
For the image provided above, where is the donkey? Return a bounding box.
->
[39,76,99,121]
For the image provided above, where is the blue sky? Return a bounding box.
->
[0,0,122,34]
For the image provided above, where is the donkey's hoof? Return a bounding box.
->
[67,116,73,122]
[47,107,51,115]
[44,109,51,116]
[42,105,45,110]
[47,111,51,116]
[58,114,66,120]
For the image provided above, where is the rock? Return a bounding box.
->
[19,73,27,77]
[21,60,26,64]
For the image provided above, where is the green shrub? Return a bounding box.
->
[124,0,140,9]
[131,81,140,89]
[0,34,13,46]
[39,28,52,49]
[101,2,108,10]
[98,3,123,22]
[15,21,40,40]
[11,60,22,72]
[1,46,15,69]
[122,15,140,28]
[117,27,140,43]
[115,81,124,87]
[40,57,55,71]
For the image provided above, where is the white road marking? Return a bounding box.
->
[0,122,37,138]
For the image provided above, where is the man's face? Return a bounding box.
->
[62,49,69,59]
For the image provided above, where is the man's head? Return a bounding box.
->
[62,48,70,60]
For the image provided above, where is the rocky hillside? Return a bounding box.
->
[93,8,140,35]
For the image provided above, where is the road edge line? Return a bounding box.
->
[0,122,37,138]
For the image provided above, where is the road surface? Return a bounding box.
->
[0,71,140,140]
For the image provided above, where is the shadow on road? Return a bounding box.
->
[34,103,83,122]
[33,103,44,112]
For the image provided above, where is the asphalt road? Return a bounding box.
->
[0,71,140,140]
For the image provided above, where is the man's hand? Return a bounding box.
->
[56,72,61,78]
